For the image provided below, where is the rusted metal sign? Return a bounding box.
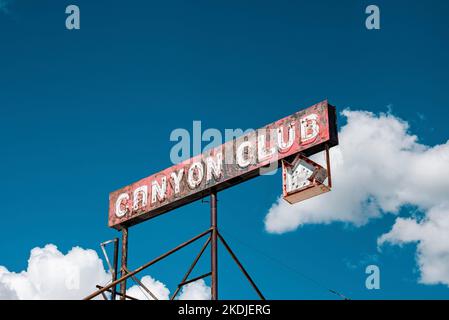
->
[109,100,338,229]
[282,153,330,204]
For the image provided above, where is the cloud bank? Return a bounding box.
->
[0,244,211,300]
[126,276,211,300]
[264,109,449,286]
[0,244,110,299]
[177,279,211,300]
[378,204,449,286]
[126,275,171,300]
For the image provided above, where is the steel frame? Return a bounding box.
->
[87,145,333,301]
[85,191,264,300]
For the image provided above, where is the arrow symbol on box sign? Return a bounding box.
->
[282,154,330,204]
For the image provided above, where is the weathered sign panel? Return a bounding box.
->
[109,100,338,229]
[282,153,330,204]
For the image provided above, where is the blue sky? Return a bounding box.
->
[0,0,448,299]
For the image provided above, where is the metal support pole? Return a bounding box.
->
[179,272,212,287]
[120,227,128,300]
[96,285,139,301]
[210,191,218,300]
[171,236,211,300]
[100,291,109,300]
[124,267,159,300]
[111,238,119,300]
[325,144,332,188]
[84,228,211,300]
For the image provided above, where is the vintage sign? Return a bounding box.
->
[282,153,330,204]
[109,100,338,229]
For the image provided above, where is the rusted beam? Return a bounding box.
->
[120,228,128,300]
[178,272,212,288]
[84,228,212,300]
[171,236,211,300]
[124,266,158,300]
[210,191,218,300]
[325,144,332,188]
[100,238,120,300]
[111,238,119,300]
[96,285,139,301]
[100,291,108,300]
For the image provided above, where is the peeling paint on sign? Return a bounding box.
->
[109,100,338,229]
[282,153,330,204]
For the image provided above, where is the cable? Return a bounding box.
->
[220,229,350,300]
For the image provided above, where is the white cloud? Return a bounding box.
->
[0,276,18,299]
[126,275,170,300]
[265,109,449,232]
[127,277,211,300]
[0,244,111,300]
[178,279,211,300]
[264,109,449,286]
[0,243,212,300]
[378,204,449,286]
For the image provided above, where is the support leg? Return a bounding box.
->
[210,191,218,300]
[111,237,119,300]
[171,236,211,300]
[120,227,128,300]
[325,144,332,188]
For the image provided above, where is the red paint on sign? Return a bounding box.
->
[109,100,338,229]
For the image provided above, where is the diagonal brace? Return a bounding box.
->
[84,228,212,300]
[171,235,211,300]
[217,231,265,300]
